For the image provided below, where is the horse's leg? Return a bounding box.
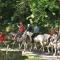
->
[34,42,37,50]
[12,41,15,48]
[51,46,54,54]
[23,41,27,51]
[47,46,50,53]
[53,48,56,56]
[29,42,33,51]
[53,45,57,56]
[30,36,33,51]
[48,44,54,54]
[18,41,22,49]
[42,45,45,52]
[47,44,51,54]
[40,41,44,52]
[28,35,32,51]
[19,43,21,49]
[7,44,9,49]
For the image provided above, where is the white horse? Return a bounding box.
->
[33,34,50,52]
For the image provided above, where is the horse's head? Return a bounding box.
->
[49,34,58,44]
[27,31,33,36]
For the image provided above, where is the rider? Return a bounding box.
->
[33,24,40,37]
[32,24,40,43]
[27,24,33,32]
[17,21,25,38]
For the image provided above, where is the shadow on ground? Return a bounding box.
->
[0,51,28,60]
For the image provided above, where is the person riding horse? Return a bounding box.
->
[17,21,25,38]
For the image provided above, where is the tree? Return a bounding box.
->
[0,0,31,32]
[0,0,60,33]
[28,0,60,33]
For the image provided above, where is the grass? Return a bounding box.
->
[0,51,40,60]
[25,56,40,60]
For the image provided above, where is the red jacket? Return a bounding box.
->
[18,25,25,33]
[0,33,5,43]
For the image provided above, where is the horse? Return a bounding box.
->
[7,30,33,51]
[51,34,60,55]
[47,28,60,55]
[33,33,51,52]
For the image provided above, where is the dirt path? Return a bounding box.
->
[40,55,60,60]
[22,51,60,60]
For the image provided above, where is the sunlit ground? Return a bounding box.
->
[25,56,40,60]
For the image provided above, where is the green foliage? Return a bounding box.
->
[0,0,31,32]
[29,0,60,29]
[0,0,60,33]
